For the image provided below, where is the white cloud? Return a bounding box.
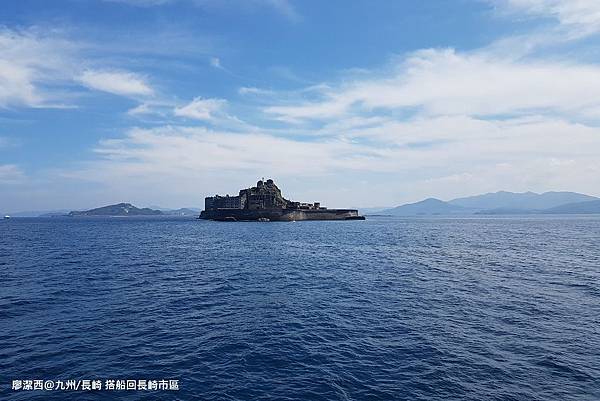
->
[126,101,174,117]
[0,29,75,107]
[90,126,363,174]
[127,103,154,116]
[174,97,227,121]
[265,48,600,121]
[498,0,600,36]
[0,29,157,108]
[0,59,42,107]
[78,70,153,97]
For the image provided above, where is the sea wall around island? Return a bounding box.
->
[200,208,363,221]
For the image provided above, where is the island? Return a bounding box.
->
[67,203,202,217]
[200,179,365,221]
[69,203,163,216]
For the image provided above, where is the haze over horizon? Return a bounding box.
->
[2,0,600,211]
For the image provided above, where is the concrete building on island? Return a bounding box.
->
[201,179,364,221]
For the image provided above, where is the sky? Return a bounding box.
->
[1,0,600,212]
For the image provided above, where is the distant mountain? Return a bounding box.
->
[383,191,600,216]
[69,203,163,216]
[544,200,600,214]
[382,198,469,216]
[477,200,600,215]
[449,191,598,210]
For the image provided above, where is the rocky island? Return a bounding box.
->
[200,179,365,221]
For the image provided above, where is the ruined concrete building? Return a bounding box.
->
[200,179,364,221]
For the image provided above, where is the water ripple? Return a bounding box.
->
[1,216,599,400]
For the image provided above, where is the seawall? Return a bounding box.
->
[199,209,364,221]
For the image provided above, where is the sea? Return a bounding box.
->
[1,216,599,400]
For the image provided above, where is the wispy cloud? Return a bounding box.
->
[125,101,173,119]
[0,28,159,109]
[78,69,153,97]
[495,0,600,37]
[265,48,600,122]
[127,103,155,116]
[90,126,360,174]
[0,28,76,108]
[174,97,227,121]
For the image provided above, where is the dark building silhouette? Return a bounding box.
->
[201,179,364,221]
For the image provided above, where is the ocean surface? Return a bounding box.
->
[1,216,599,400]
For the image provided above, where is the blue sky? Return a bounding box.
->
[2,0,600,211]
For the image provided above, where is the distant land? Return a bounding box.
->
[448,191,597,210]
[2,203,198,217]
[68,203,200,217]
[2,204,203,217]
[544,200,600,214]
[69,203,162,216]
[380,191,600,216]
[5,209,72,218]
[380,198,467,216]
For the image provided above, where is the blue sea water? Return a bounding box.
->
[1,216,599,400]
